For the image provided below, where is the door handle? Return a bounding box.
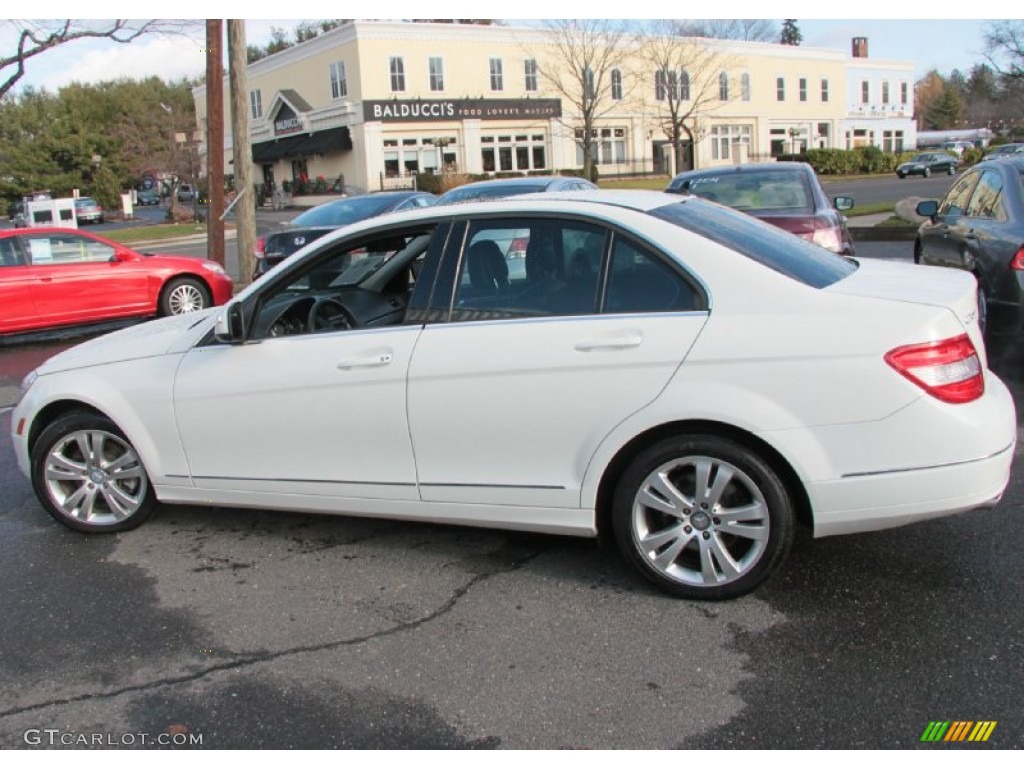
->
[574,332,643,352]
[336,352,393,369]
[37,276,53,282]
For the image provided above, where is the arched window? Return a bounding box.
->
[611,69,622,101]
[719,72,729,101]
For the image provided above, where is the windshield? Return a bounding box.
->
[292,196,394,227]
[671,171,813,213]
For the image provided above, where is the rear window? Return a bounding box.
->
[650,199,857,289]
[439,183,548,204]
[668,170,813,213]
[293,196,394,227]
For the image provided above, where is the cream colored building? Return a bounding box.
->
[192,21,914,192]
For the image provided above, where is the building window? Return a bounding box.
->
[428,57,444,92]
[249,89,262,119]
[584,67,595,100]
[611,69,622,101]
[575,127,627,166]
[482,133,547,173]
[680,71,690,101]
[776,77,785,101]
[489,58,503,91]
[900,81,908,104]
[390,57,406,92]
[329,61,347,100]
[799,77,807,102]
[882,80,890,104]
[525,59,538,92]
[741,73,750,101]
[821,78,829,102]
[710,124,752,161]
[655,70,667,101]
[861,80,869,104]
[719,72,729,101]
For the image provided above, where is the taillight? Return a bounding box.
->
[884,334,984,404]
[811,225,842,253]
[254,236,265,260]
[1010,245,1024,270]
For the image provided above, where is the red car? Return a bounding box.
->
[0,228,233,335]
[665,161,856,255]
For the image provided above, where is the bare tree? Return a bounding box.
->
[674,19,777,43]
[0,20,200,101]
[640,20,737,173]
[533,20,635,181]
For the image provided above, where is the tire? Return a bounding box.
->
[924,167,931,178]
[612,434,795,600]
[30,411,156,533]
[160,277,210,316]
[897,172,906,179]
[948,165,956,176]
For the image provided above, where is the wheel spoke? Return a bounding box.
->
[45,453,88,482]
[639,523,685,553]
[705,464,735,508]
[698,533,741,584]
[101,484,139,518]
[693,458,713,502]
[643,471,690,518]
[716,501,767,524]
[652,529,694,570]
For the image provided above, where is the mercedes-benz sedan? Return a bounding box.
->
[12,192,1014,600]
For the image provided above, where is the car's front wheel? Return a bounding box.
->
[924,167,932,178]
[612,434,795,600]
[948,165,956,176]
[30,412,156,533]
[160,277,211,316]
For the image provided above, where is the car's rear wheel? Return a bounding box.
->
[31,412,156,533]
[612,434,794,600]
[897,172,906,179]
[160,277,211,316]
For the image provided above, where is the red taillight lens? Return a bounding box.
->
[884,334,984,404]
[254,236,265,260]
[1010,245,1024,271]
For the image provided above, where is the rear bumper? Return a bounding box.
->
[809,442,1013,537]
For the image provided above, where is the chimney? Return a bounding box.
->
[852,37,868,58]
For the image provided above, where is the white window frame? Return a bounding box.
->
[882,80,890,104]
[524,59,538,92]
[329,61,347,100]
[389,56,406,93]
[489,58,504,92]
[611,69,622,101]
[719,72,729,101]
[710,124,752,162]
[776,77,785,101]
[429,56,444,92]
[861,80,869,104]
[250,89,263,119]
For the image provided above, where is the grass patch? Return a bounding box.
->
[104,223,210,244]
[598,177,671,191]
[876,215,918,228]
[845,201,896,217]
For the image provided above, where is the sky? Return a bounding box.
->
[0,7,1004,96]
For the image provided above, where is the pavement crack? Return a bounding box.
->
[0,544,548,719]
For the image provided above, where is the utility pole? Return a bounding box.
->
[228,19,256,284]
[205,19,225,267]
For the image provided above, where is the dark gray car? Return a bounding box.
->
[253,190,436,279]
[435,176,597,206]
[915,156,1024,337]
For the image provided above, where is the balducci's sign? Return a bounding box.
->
[363,98,561,123]
[274,104,303,135]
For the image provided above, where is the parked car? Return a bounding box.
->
[915,156,1024,338]
[73,197,104,224]
[943,141,974,157]
[0,227,233,336]
[253,190,436,280]
[434,176,598,206]
[12,192,1013,601]
[896,153,957,178]
[177,184,195,202]
[136,189,161,206]
[986,143,1024,158]
[665,162,856,255]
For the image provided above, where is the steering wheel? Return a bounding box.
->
[307,297,355,333]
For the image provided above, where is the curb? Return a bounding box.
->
[126,230,238,249]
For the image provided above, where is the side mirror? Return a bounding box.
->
[916,200,939,219]
[214,301,247,344]
[833,196,854,212]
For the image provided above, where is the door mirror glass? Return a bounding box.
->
[916,200,939,218]
[833,196,854,212]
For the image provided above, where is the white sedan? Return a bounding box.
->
[11,191,1015,600]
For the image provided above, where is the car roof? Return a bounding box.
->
[448,176,582,191]
[670,162,812,180]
